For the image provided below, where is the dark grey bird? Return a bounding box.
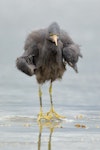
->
[16,22,82,121]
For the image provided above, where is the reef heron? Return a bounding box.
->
[16,22,82,121]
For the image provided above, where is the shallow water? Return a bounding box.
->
[0,105,100,150]
[0,65,100,150]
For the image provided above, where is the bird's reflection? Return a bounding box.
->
[37,120,64,150]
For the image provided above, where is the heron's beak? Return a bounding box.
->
[51,35,58,46]
[73,64,78,73]
[79,52,83,58]
[68,62,78,73]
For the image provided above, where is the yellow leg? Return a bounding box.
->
[38,85,51,121]
[46,81,66,120]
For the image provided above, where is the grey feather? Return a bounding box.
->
[62,44,82,73]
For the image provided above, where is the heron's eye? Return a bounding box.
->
[49,33,53,36]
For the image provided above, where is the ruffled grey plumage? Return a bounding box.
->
[16,22,82,83]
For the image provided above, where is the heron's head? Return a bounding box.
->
[47,22,60,46]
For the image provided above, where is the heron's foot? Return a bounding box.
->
[46,107,66,120]
[37,111,51,121]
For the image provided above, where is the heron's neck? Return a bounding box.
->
[45,40,58,53]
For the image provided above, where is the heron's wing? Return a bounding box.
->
[16,29,46,76]
[60,30,74,47]
[63,44,82,60]
[63,45,82,73]
[60,30,82,72]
